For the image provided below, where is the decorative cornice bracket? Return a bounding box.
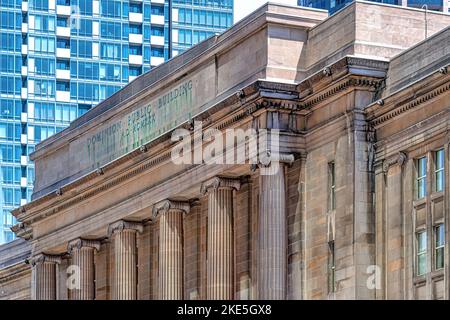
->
[382,151,407,173]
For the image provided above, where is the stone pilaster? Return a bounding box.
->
[153,200,190,300]
[29,254,61,300]
[257,154,294,300]
[201,177,241,300]
[67,238,101,300]
[108,220,143,300]
[381,152,407,300]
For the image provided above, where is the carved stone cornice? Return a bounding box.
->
[67,238,101,254]
[382,152,407,173]
[301,77,383,109]
[26,254,62,266]
[10,222,33,240]
[0,263,31,285]
[200,177,241,195]
[107,220,143,237]
[152,200,191,220]
[370,80,450,127]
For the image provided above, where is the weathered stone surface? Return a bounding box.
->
[1,2,449,300]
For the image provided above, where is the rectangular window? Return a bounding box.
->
[150,5,164,15]
[129,3,142,13]
[435,149,444,192]
[435,224,444,270]
[417,157,427,199]
[327,241,336,293]
[417,231,427,276]
[328,162,336,211]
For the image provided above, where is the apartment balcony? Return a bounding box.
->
[129,12,143,23]
[56,5,71,16]
[21,1,28,11]
[129,75,138,82]
[20,134,27,144]
[151,56,164,66]
[151,14,165,25]
[22,23,28,33]
[151,0,165,4]
[56,48,71,59]
[21,87,27,99]
[129,33,143,44]
[56,26,71,38]
[129,54,143,65]
[56,90,70,102]
[21,112,27,123]
[150,35,165,46]
[56,69,70,80]
[21,66,28,76]
[20,155,28,166]
[21,44,28,55]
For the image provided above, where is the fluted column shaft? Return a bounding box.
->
[68,239,100,300]
[114,230,137,300]
[207,187,234,299]
[153,200,190,300]
[201,177,240,300]
[30,254,61,300]
[258,162,287,300]
[159,209,184,299]
[108,221,143,300]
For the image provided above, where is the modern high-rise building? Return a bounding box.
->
[0,0,233,244]
[298,0,449,14]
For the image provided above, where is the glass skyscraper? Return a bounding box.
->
[0,0,233,244]
[298,0,448,14]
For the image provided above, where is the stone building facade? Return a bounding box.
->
[1,2,450,300]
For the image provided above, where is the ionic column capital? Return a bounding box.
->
[258,153,295,167]
[27,253,62,266]
[108,220,143,237]
[382,151,407,173]
[152,200,190,219]
[200,177,241,195]
[67,238,101,254]
[251,153,295,172]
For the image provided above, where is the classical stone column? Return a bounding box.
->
[153,200,190,300]
[108,220,143,300]
[257,154,294,300]
[201,177,241,300]
[29,254,61,300]
[67,238,101,300]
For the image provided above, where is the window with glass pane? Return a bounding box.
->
[435,224,444,270]
[435,149,444,192]
[417,157,427,199]
[417,231,427,276]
